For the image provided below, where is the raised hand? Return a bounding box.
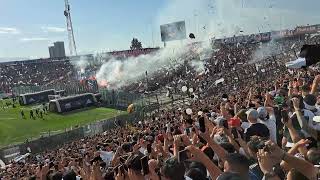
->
[210,127,218,139]
[147,159,160,180]
[180,134,192,146]
[115,166,125,180]
[223,127,232,138]
[281,112,293,128]
[91,162,102,180]
[173,135,182,147]
[204,116,216,133]
[79,167,90,180]
[199,126,212,142]
[185,145,222,179]
[41,164,50,178]
[257,149,277,174]
[264,141,285,164]
[291,97,300,111]
[295,139,311,148]
[248,87,253,100]
[35,166,42,180]
[192,132,199,145]
[116,146,123,154]
[155,143,164,154]
[288,81,293,88]
[185,145,203,162]
[313,74,320,84]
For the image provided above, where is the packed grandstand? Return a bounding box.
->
[0,23,320,180]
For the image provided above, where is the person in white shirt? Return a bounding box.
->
[257,107,277,143]
[303,94,320,116]
[303,94,320,131]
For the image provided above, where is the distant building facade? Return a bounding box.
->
[48,41,66,58]
[49,46,55,58]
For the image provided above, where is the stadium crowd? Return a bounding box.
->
[0,59,75,93]
[0,48,161,94]
[1,33,320,180]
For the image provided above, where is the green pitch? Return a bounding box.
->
[0,100,125,148]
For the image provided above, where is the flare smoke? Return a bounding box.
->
[96,43,208,89]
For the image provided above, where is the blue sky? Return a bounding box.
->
[0,0,319,60]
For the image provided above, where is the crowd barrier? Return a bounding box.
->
[12,82,98,97]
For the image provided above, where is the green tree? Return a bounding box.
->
[130,38,142,50]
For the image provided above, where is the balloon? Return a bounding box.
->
[186,108,193,115]
[189,88,194,93]
[127,104,134,113]
[182,86,188,92]
[189,33,195,39]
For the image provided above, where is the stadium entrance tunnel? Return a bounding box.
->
[49,93,98,113]
[19,89,56,105]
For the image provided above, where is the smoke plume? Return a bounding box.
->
[95,0,320,89]
[96,43,207,89]
[71,56,89,74]
[249,39,282,64]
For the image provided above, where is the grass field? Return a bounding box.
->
[0,100,125,147]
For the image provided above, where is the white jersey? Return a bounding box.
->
[259,114,277,143]
[291,109,318,135]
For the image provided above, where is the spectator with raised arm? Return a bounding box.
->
[244,109,270,142]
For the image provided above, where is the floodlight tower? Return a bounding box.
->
[64,0,78,56]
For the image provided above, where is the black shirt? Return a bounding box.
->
[245,123,270,142]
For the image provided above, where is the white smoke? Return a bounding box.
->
[71,56,89,74]
[95,0,320,89]
[190,60,205,73]
[249,39,281,64]
[156,0,320,40]
[96,43,208,89]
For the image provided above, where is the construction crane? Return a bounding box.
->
[64,0,77,56]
